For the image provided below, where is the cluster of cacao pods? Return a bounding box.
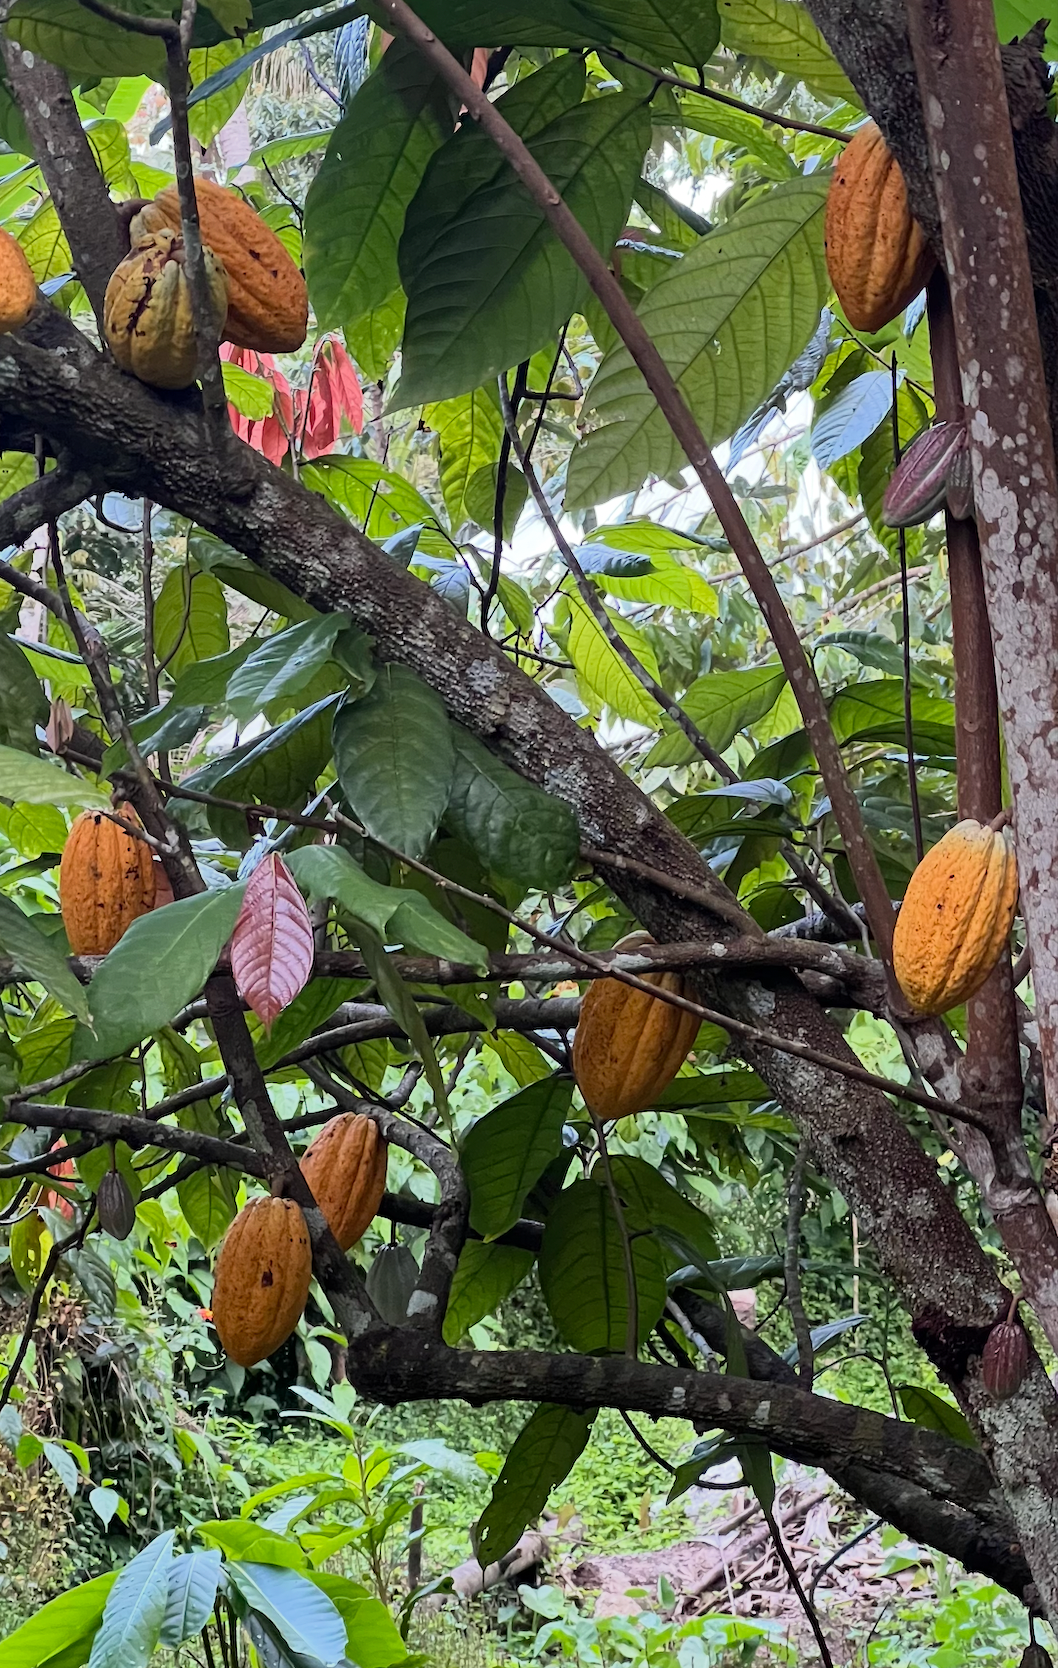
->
[892,818,1019,1015]
[59,807,156,955]
[882,421,973,528]
[0,228,36,335]
[211,1113,388,1368]
[104,178,308,390]
[572,933,698,1121]
[824,120,934,333]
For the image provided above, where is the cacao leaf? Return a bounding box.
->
[443,1242,535,1344]
[231,855,315,1031]
[475,1404,596,1568]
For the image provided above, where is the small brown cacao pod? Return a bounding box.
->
[211,1195,312,1368]
[982,1319,1029,1398]
[572,932,699,1122]
[944,439,974,521]
[300,1113,388,1252]
[882,422,969,529]
[365,1244,419,1325]
[824,121,935,332]
[103,227,228,390]
[97,1169,136,1241]
[1020,1647,1054,1668]
[0,228,36,334]
[892,820,1018,1015]
[59,808,156,956]
[132,178,307,354]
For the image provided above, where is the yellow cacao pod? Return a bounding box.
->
[300,1113,388,1252]
[893,819,1019,1015]
[132,178,308,354]
[0,228,36,334]
[572,933,699,1121]
[103,227,228,389]
[212,1195,312,1368]
[824,121,935,332]
[59,808,156,956]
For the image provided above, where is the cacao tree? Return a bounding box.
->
[0,0,1056,1653]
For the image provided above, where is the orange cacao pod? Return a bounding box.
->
[572,933,699,1121]
[892,819,1018,1015]
[824,121,935,332]
[103,227,228,389]
[59,808,156,956]
[132,179,307,354]
[211,1195,312,1367]
[0,228,36,334]
[300,1113,388,1252]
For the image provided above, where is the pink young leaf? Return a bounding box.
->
[230,854,314,1030]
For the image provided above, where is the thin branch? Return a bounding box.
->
[619,1408,676,1476]
[0,468,97,553]
[72,0,177,35]
[759,1497,835,1668]
[785,1146,815,1384]
[603,47,848,141]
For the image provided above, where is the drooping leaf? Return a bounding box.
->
[230,855,315,1031]
[0,636,48,753]
[0,747,107,809]
[0,1573,116,1668]
[445,727,580,891]
[426,389,506,527]
[475,1404,596,1567]
[223,1562,347,1666]
[332,666,454,860]
[564,592,662,726]
[607,1155,719,1269]
[6,1,167,78]
[0,895,90,1023]
[303,1574,407,1668]
[897,1385,977,1447]
[538,1179,666,1352]
[443,1241,535,1344]
[75,887,247,1062]
[86,1532,175,1668]
[461,1077,574,1240]
[176,1168,238,1252]
[646,664,788,768]
[352,918,450,1123]
[810,371,892,469]
[153,568,230,677]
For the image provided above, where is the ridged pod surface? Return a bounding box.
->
[212,1196,312,1367]
[0,229,36,334]
[824,121,935,332]
[892,819,1019,1015]
[97,1170,136,1241]
[300,1113,388,1252]
[104,228,228,389]
[59,809,156,955]
[573,932,699,1121]
[133,179,308,353]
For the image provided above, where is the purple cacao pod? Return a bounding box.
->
[1020,1648,1054,1668]
[944,438,974,521]
[97,1169,136,1241]
[882,421,968,528]
[981,1319,1029,1398]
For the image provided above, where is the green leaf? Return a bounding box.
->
[0,1573,116,1668]
[445,727,580,891]
[302,456,450,558]
[897,1385,977,1446]
[717,0,856,101]
[0,637,47,753]
[462,1076,573,1240]
[188,39,254,148]
[87,1532,174,1668]
[597,554,718,614]
[396,64,650,405]
[538,1179,666,1353]
[426,389,506,526]
[332,666,454,860]
[43,1442,80,1497]
[153,568,230,677]
[303,1575,407,1668]
[221,360,276,420]
[176,1169,237,1252]
[829,680,955,751]
[567,177,830,509]
[482,1031,552,1086]
[253,976,360,1072]
[646,664,787,768]
[386,893,488,970]
[100,704,208,777]
[353,918,450,1124]
[676,92,795,180]
[192,696,339,842]
[9,1211,49,1295]
[442,1241,535,1344]
[607,1155,719,1268]
[287,844,403,936]
[6,2,166,78]
[0,801,67,859]
[165,641,258,708]
[475,1404,596,1567]
[226,615,352,722]
[74,887,246,1062]
[224,1563,346,1666]
[564,592,661,725]
[462,460,528,538]
[0,896,90,1023]
[196,1521,307,1568]
[189,534,316,622]
[653,1068,769,1108]
[305,39,448,332]
[0,747,107,809]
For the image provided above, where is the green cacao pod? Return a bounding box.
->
[365,1244,419,1324]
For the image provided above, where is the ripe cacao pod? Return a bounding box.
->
[300,1113,388,1252]
[0,228,36,334]
[103,227,228,390]
[211,1195,312,1367]
[572,932,699,1121]
[982,1318,1029,1398]
[97,1169,136,1241]
[824,121,935,332]
[882,422,971,528]
[59,808,156,956]
[132,179,307,354]
[365,1243,419,1324]
[892,819,1019,1015]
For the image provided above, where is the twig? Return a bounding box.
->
[759,1498,834,1668]
[807,1518,881,1604]
[0,1217,90,1412]
[785,1146,814,1384]
[709,512,867,582]
[603,47,848,141]
[619,1408,676,1476]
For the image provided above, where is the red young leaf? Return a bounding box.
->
[230,853,314,1030]
[300,337,364,459]
[221,343,294,465]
